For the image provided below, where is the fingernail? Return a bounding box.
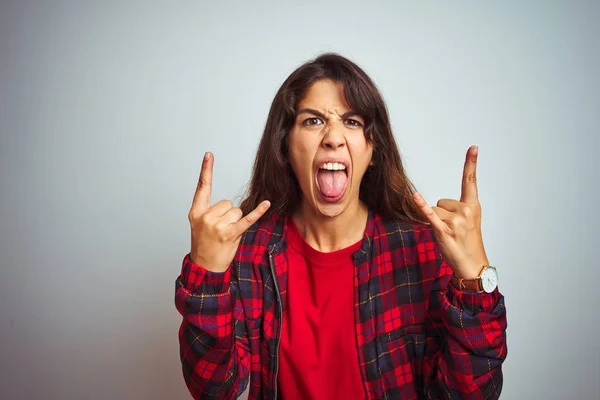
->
[204,152,210,160]
[263,201,271,209]
[473,146,478,155]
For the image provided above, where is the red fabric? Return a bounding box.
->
[175,212,507,400]
[278,219,366,399]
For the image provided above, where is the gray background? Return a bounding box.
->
[1,1,598,399]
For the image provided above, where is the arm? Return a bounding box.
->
[177,152,270,399]
[411,146,507,398]
[423,253,507,399]
[175,255,250,400]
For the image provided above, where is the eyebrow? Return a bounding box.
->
[296,108,363,120]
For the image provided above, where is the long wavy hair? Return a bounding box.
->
[240,53,423,224]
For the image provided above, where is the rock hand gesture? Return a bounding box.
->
[412,146,490,280]
[188,152,271,273]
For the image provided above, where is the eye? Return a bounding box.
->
[302,117,324,126]
[344,119,363,128]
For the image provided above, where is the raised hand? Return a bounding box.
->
[188,152,271,272]
[412,146,489,279]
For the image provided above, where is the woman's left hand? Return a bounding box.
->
[412,145,489,279]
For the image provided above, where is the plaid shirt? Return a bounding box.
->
[175,211,507,400]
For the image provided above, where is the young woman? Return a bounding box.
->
[175,54,507,400]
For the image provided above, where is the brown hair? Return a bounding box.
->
[240,53,424,224]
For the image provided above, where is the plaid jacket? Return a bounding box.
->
[175,211,507,400]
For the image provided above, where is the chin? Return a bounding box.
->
[311,194,352,218]
[316,204,346,218]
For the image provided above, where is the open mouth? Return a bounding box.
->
[315,161,349,203]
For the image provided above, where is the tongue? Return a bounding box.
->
[317,170,347,198]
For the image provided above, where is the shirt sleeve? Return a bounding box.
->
[175,254,250,400]
[422,243,507,399]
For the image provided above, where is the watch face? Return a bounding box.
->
[481,267,498,293]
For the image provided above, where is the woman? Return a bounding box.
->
[175,54,507,400]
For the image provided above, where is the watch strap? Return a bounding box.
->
[450,265,488,293]
[450,275,484,292]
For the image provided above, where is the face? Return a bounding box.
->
[288,79,373,218]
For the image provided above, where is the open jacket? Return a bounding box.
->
[175,211,507,400]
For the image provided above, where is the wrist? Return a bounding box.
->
[452,268,481,280]
[452,258,489,280]
[189,254,229,273]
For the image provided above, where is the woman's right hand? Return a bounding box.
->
[188,152,271,273]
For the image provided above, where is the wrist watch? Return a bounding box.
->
[450,265,498,293]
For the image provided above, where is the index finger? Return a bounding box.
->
[191,152,214,212]
[460,145,479,203]
[232,200,271,237]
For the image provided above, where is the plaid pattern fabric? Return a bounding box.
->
[175,211,507,400]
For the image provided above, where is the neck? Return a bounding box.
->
[292,199,369,253]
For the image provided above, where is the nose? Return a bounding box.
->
[322,122,345,150]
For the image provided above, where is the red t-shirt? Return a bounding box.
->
[277,218,366,400]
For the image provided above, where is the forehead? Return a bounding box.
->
[297,79,351,112]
